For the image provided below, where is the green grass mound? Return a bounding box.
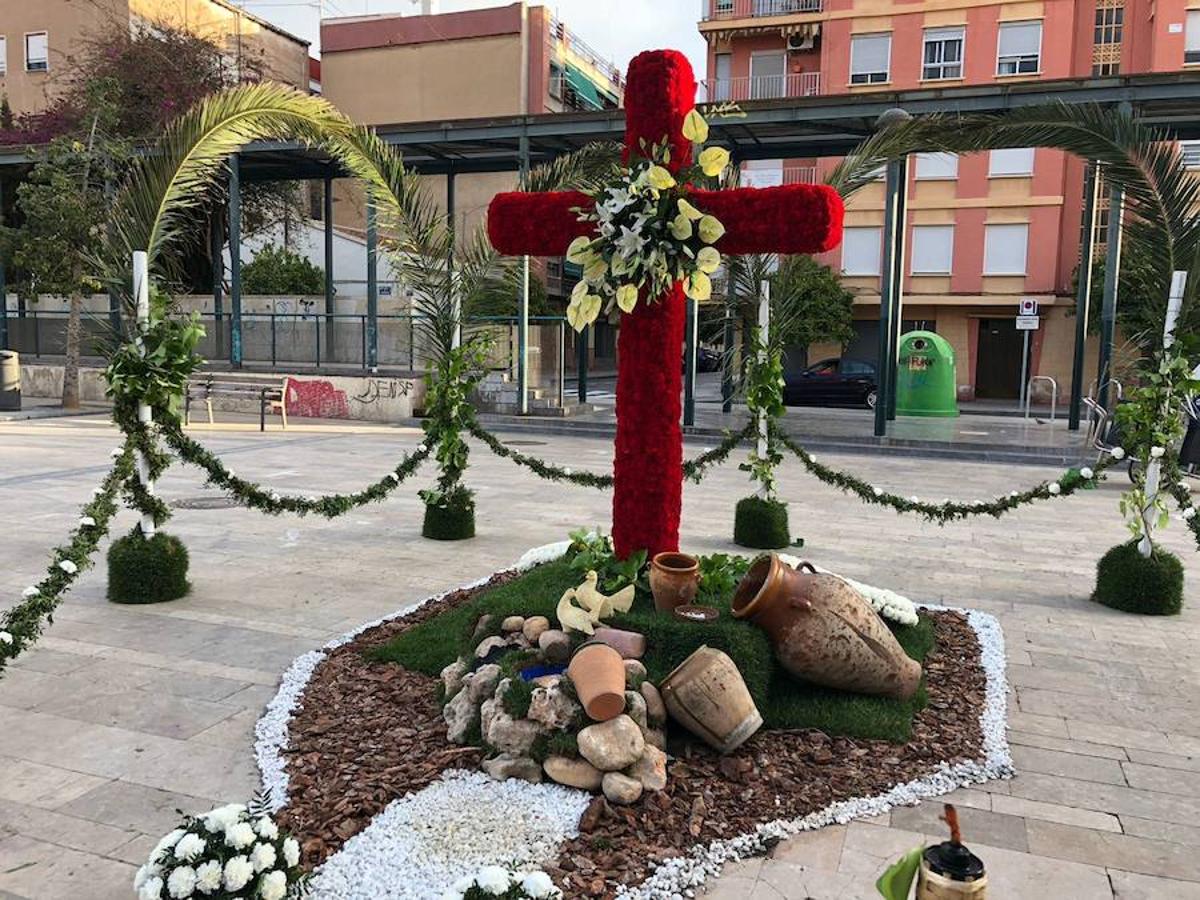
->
[734,496,791,550]
[423,499,476,541]
[107,530,190,605]
[1092,540,1184,616]
[372,558,935,742]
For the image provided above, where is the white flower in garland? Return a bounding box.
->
[195,860,221,893]
[259,870,288,900]
[138,875,164,900]
[872,486,883,497]
[1151,446,1166,459]
[79,516,96,527]
[58,559,78,575]
[111,447,124,458]
[1080,466,1095,479]
[388,473,400,484]
[173,833,205,862]
[520,871,561,898]
[224,821,256,850]
[22,586,38,599]
[166,865,196,899]
[1048,482,1062,495]
[222,855,253,892]
[1111,446,1126,460]
[255,817,279,840]
[203,804,246,834]
[282,837,300,868]
[250,841,277,872]
[0,632,13,645]
[475,866,513,893]
[1184,507,1197,521]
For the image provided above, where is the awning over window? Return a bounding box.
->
[565,65,617,109]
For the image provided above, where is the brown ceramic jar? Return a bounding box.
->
[649,551,700,614]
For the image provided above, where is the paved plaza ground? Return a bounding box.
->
[1,415,1198,899]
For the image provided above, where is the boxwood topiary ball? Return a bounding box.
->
[733,495,790,550]
[423,499,476,541]
[107,530,190,605]
[1092,540,1184,615]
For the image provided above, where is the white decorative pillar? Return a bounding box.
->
[1139,270,1187,557]
[132,251,156,538]
[756,279,770,499]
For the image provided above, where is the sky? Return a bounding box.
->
[232,0,708,77]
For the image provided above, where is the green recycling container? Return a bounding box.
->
[895,331,959,418]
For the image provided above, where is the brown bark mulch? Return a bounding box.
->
[275,575,987,898]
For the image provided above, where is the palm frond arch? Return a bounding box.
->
[826,102,1200,330]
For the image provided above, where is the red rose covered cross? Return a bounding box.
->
[488,49,844,560]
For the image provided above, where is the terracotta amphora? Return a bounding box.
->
[731,554,922,700]
[649,552,700,614]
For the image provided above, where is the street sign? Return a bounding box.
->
[1016,315,1040,331]
[1019,298,1039,316]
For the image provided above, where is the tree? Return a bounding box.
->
[3,131,127,408]
[241,244,324,295]
[464,267,550,319]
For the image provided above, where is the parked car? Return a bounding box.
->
[683,346,723,374]
[783,358,878,409]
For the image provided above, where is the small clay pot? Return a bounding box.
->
[673,605,720,623]
[567,641,627,721]
[650,551,700,614]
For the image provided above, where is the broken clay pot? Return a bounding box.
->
[567,640,627,721]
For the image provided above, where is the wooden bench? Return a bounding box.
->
[185,377,289,431]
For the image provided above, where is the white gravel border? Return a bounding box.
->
[255,542,1011,898]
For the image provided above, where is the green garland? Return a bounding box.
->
[158,420,431,518]
[1165,465,1200,551]
[771,423,1115,524]
[0,443,136,675]
[466,420,756,489]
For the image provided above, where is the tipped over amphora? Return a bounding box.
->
[731,554,922,700]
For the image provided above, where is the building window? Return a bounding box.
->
[841,226,883,276]
[850,33,891,84]
[911,225,955,274]
[923,27,964,80]
[1093,0,1123,75]
[1181,141,1200,168]
[915,152,958,180]
[996,21,1040,75]
[983,223,1029,275]
[750,51,786,99]
[712,53,732,102]
[988,147,1035,177]
[25,32,48,72]
[0,37,6,76]
[1187,11,1200,64]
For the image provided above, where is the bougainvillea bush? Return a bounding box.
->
[133,799,307,900]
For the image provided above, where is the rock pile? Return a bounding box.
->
[440,613,670,806]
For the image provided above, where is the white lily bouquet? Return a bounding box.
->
[442,865,563,899]
[134,798,306,900]
[565,109,731,331]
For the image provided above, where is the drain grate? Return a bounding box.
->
[171,496,242,510]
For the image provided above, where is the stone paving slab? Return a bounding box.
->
[0,417,1198,899]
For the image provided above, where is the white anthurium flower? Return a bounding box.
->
[1080,466,1095,479]
[1151,446,1166,459]
[1111,446,1126,460]
[616,284,639,314]
[686,271,713,302]
[682,109,709,143]
[566,298,585,331]
[677,198,705,221]
[565,236,592,265]
[646,166,676,190]
[697,246,722,274]
[571,279,589,301]
[699,146,731,177]
[22,586,38,599]
[78,516,96,527]
[1048,482,1062,495]
[58,559,78,575]
[698,215,726,244]
[669,213,693,241]
[583,258,608,284]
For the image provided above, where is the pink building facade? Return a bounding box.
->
[699,0,1196,400]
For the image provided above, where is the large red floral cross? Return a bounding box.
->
[488,49,844,560]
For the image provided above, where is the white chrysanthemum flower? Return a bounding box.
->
[250,842,277,873]
[1048,483,1062,495]
[0,632,12,645]
[202,804,246,834]
[1080,467,1094,479]
[260,870,288,900]
[1151,446,1166,459]
[281,837,300,868]
[134,864,160,891]
[58,559,78,575]
[1111,446,1126,460]
[417,444,427,453]
[474,866,512,894]
[222,856,253,892]
[167,865,196,899]
[254,817,278,840]
[452,875,474,892]
[909,496,920,504]
[194,860,221,894]
[224,821,256,850]
[78,516,96,527]
[563,468,572,477]
[173,833,206,862]
[872,486,882,497]
[521,871,559,898]
[111,447,124,458]
[1184,508,1197,521]
[151,829,186,862]
[21,586,38,599]
[138,875,164,900]
[92,487,104,498]
[388,473,400,483]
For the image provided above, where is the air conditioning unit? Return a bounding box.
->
[787,33,815,51]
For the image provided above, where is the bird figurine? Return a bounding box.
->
[556,571,636,635]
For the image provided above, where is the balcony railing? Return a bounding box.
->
[741,165,817,187]
[702,0,823,21]
[700,72,822,103]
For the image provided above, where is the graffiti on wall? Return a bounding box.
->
[353,378,414,405]
[285,378,350,419]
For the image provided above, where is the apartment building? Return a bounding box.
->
[700,0,1192,400]
[320,0,624,302]
[0,0,310,118]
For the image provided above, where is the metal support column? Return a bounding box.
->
[1097,183,1124,412]
[228,153,243,368]
[447,171,460,349]
[324,175,335,361]
[1069,163,1101,431]
[577,325,589,403]
[684,298,698,427]
[722,301,735,413]
[875,155,908,436]
[366,192,379,371]
[0,261,7,349]
[518,136,531,414]
[887,158,908,422]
